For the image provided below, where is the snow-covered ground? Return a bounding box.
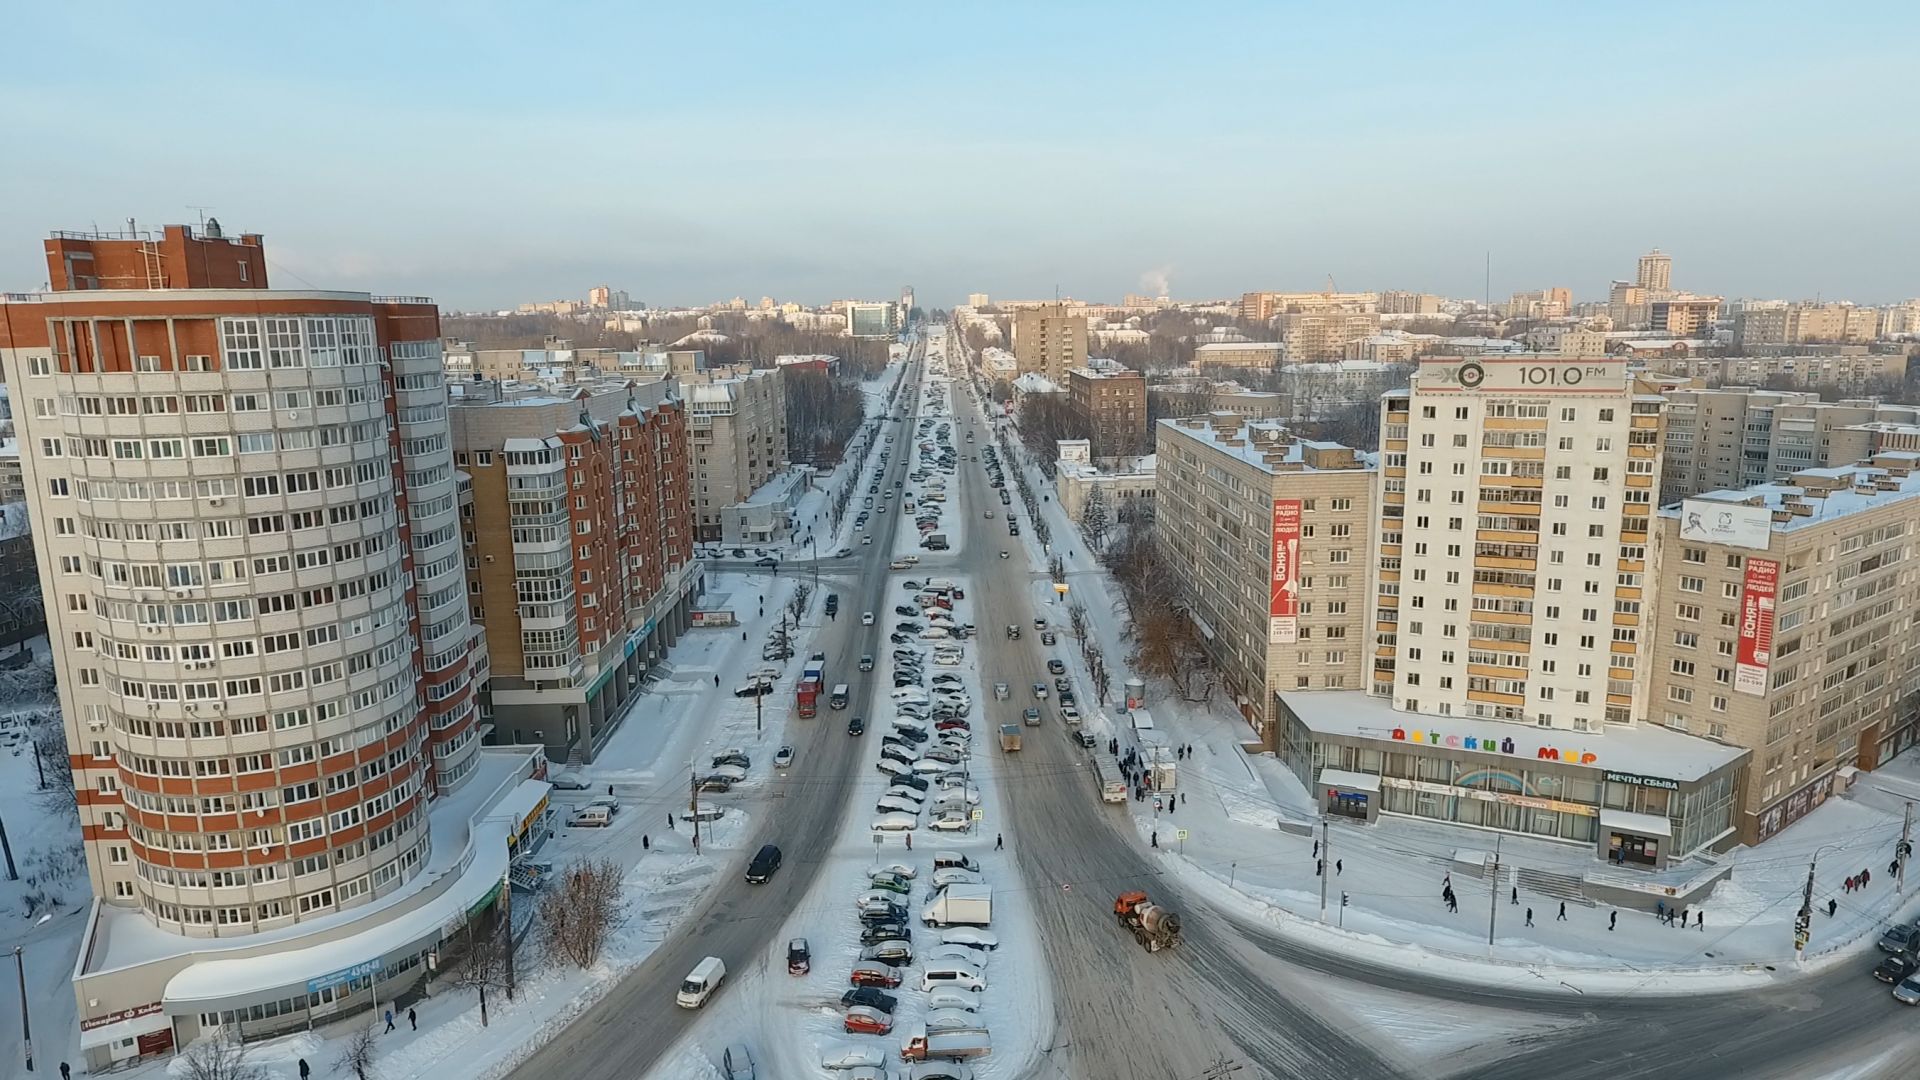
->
[0,701,89,1077]
[989,405,1920,997]
[760,361,913,561]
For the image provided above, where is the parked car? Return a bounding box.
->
[848,961,903,988]
[869,862,918,880]
[940,927,999,951]
[548,771,591,791]
[843,1005,893,1035]
[868,872,912,894]
[858,940,914,967]
[860,922,913,946]
[721,1044,756,1080]
[787,937,811,975]
[840,986,898,1013]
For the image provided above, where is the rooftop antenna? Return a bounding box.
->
[188,206,214,230]
[1484,251,1492,310]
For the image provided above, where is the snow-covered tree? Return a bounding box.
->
[1081,484,1111,549]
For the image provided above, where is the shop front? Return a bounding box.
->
[1277,690,1747,861]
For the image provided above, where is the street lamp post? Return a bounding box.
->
[13,945,31,1073]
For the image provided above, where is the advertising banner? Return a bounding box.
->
[1734,557,1779,696]
[1679,499,1774,551]
[1268,499,1301,644]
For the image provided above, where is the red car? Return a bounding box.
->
[787,937,810,976]
[849,961,902,988]
[843,1005,893,1035]
[935,719,970,732]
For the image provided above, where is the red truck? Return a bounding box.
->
[797,654,827,718]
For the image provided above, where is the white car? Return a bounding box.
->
[871,812,919,832]
[932,867,983,889]
[891,687,931,702]
[933,790,981,811]
[940,927,999,951]
[924,943,987,967]
[855,890,905,912]
[862,612,875,625]
[868,862,918,880]
[773,746,795,769]
[925,985,981,1013]
[875,795,922,815]
[918,627,951,640]
[885,786,928,804]
[819,1042,886,1071]
[933,652,964,667]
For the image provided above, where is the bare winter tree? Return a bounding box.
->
[27,705,75,814]
[1087,645,1112,708]
[787,582,813,625]
[1067,602,1089,643]
[541,858,625,968]
[179,1038,266,1080]
[446,905,513,1027]
[334,1023,378,1080]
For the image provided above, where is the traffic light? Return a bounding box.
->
[1341,892,1350,908]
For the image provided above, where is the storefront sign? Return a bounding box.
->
[1389,727,1597,765]
[1734,557,1779,696]
[307,957,383,995]
[1268,499,1301,644]
[82,1002,163,1031]
[1380,776,1597,816]
[1423,357,1625,394]
[691,609,735,628]
[1679,499,1773,552]
[1604,770,1680,791]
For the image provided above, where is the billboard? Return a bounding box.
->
[1679,499,1773,552]
[1734,557,1779,696]
[1268,499,1302,644]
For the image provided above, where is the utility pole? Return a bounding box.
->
[1794,855,1815,957]
[689,767,702,855]
[501,865,516,1001]
[1896,799,1912,891]
[13,945,31,1072]
[1318,820,1330,923]
[1488,836,1502,947]
[0,815,16,880]
[755,687,763,735]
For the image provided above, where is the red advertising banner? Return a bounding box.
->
[1269,499,1302,644]
[1734,557,1779,696]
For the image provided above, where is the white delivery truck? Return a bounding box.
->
[920,883,992,927]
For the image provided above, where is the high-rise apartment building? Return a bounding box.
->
[1637,249,1672,292]
[1608,282,1651,329]
[1379,291,1441,315]
[1657,386,1920,501]
[1649,456,1920,842]
[1239,291,1379,322]
[1370,356,1665,731]
[1066,365,1146,461]
[1191,342,1286,370]
[1733,302,1882,348]
[1276,311,1381,363]
[1012,302,1088,384]
[677,366,788,541]
[0,225,551,1064]
[449,378,697,759]
[1155,415,1374,746]
[1649,295,1721,336]
[1648,351,1906,391]
[845,301,900,338]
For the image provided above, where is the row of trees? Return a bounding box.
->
[1100,524,1213,701]
[442,311,895,378]
[785,368,870,466]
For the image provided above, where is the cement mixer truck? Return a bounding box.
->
[1114,890,1181,952]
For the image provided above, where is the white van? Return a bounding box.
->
[677,956,726,1008]
[921,579,957,593]
[933,851,982,873]
[830,684,851,710]
[921,963,986,992]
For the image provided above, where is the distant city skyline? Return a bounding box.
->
[3,2,1917,310]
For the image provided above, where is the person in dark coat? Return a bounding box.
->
[1557,901,1567,921]
[384,1009,395,1032]
[1525,907,1533,927]
[1827,898,1838,917]
[1608,911,1617,930]
[408,1007,417,1031]
[1511,886,1518,905]
[300,1061,311,1080]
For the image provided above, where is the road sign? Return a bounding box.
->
[971,808,985,821]
[872,833,883,845]
[1176,829,1190,842]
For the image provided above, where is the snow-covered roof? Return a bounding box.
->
[1156,416,1369,475]
[1282,691,1748,782]
[1195,341,1283,353]
[1657,456,1920,534]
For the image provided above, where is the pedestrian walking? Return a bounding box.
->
[300,1061,311,1080]
[1609,910,1617,931]
[905,834,912,850]
[1336,859,1343,875]
[1314,839,1321,859]
[996,833,1003,850]
[607,784,614,797]
[408,1007,417,1031]
[1656,900,1665,922]
[1828,898,1839,917]
[667,812,675,830]
[1677,907,1688,929]
[1152,831,1159,849]
[1448,895,1458,913]
[385,1009,395,1033]
[643,835,650,850]
[714,674,720,687]
[1863,868,1873,888]
[60,1065,71,1080]
[1557,901,1567,921]
[1181,793,1187,805]
[1442,871,1451,888]
[1525,907,1534,927]
[1511,886,1518,905]
[1317,858,1325,877]
[1696,910,1704,931]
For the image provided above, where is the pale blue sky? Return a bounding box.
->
[3,2,1915,310]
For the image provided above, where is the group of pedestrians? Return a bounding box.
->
[1843,867,1874,893]
[1433,871,1705,934]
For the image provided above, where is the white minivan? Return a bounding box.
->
[677,956,727,1008]
[921,963,986,992]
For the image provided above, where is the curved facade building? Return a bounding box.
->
[1,225,480,937]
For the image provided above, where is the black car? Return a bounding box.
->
[1874,954,1917,983]
[859,922,912,946]
[892,726,929,743]
[841,987,898,1014]
[754,556,778,568]
[745,844,783,884]
[825,594,840,615]
[848,716,866,736]
[858,902,909,925]
[891,773,929,792]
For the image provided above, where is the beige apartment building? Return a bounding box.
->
[1647,351,1905,390]
[1012,303,1088,384]
[1637,249,1672,292]
[676,365,787,542]
[1648,454,1920,843]
[1277,311,1381,363]
[1650,295,1721,337]
[1155,414,1375,746]
[1192,341,1285,370]
[1659,386,1920,501]
[1734,303,1882,348]
[1240,291,1379,322]
[1379,291,1441,315]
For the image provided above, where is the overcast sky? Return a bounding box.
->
[3,2,1915,311]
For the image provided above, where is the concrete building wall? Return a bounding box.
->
[1155,415,1375,746]
[1013,304,1088,384]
